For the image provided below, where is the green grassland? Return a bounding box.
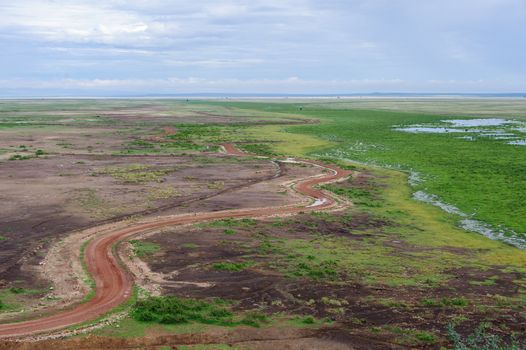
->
[200,101,526,243]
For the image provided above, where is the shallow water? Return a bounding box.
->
[479,133,518,140]
[413,190,526,249]
[509,140,526,146]
[443,118,518,127]
[395,127,475,134]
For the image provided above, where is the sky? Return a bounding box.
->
[0,0,525,96]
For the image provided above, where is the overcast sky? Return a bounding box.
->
[1,0,525,96]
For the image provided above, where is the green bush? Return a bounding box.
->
[130,296,268,328]
[131,296,233,325]
[9,154,31,161]
[240,311,268,327]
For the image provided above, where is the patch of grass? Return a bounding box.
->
[203,218,257,228]
[469,278,497,286]
[240,311,269,327]
[238,143,276,156]
[75,188,119,219]
[8,287,47,295]
[80,239,96,303]
[181,243,199,249]
[9,154,32,160]
[207,181,224,190]
[322,184,381,208]
[131,296,233,325]
[147,186,180,200]
[212,261,253,272]
[130,240,161,258]
[223,229,237,235]
[376,326,438,346]
[96,164,175,184]
[0,235,6,241]
[130,296,267,329]
[420,297,469,308]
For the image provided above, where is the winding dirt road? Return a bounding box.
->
[0,145,351,338]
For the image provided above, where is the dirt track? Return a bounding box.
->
[0,144,351,338]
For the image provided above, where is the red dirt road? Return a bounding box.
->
[0,145,351,338]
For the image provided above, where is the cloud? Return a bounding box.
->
[0,0,317,46]
[0,0,524,95]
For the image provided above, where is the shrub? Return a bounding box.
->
[241,311,268,327]
[9,154,31,161]
[130,296,233,325]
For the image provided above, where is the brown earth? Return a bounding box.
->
[0,144,352,338]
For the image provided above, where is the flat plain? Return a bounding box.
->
[1,98,526,349]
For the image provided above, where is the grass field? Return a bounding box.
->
[200,100,526,246]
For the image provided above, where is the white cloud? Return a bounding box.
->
[0,0,317,46]
[0,0,524,95]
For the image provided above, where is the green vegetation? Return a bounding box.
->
[131,296,232,325]
[448,323,526,350]
[420,297,469,308]
[9,154,32,160]
[95,164,175,184]
[80,239,97,303]
[209,101,526,240]
[370,326,438,346]
[147,186,180,200]
[322,183,381,208]
[130,240,161,258]
[181,243,199,249]
[212,261,253,272]
[130,296,266,328]
[202,218,257,228]
[7,287,47,295]
[238,143,276,156]
[75,188,119,219]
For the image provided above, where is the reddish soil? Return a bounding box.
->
[0,145,351,338]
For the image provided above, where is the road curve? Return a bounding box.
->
[0,144,351,338]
